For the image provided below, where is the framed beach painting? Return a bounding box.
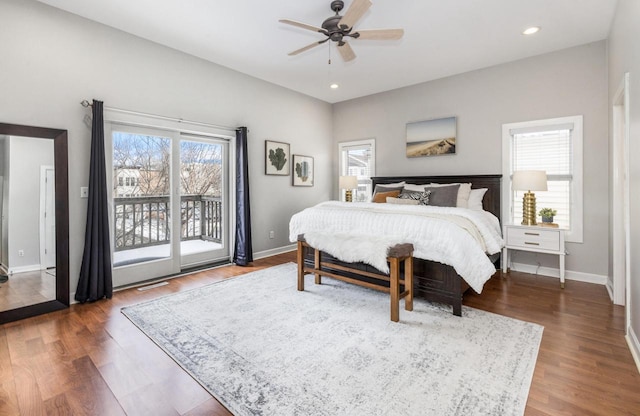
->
[292,155,314,187]
[265,140,290,175]
[406,117,457,157]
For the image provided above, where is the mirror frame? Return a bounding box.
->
[0,122,69,324]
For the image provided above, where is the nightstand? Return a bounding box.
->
[502,224,566,288]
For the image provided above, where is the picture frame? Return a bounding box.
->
[406,116,457,157]
[265,140,290,175]
[292,154,314,187]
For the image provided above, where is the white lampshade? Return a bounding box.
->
[512,170,548,192]
[339,175,358,190]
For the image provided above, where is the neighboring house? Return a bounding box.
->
[113,166,142,197]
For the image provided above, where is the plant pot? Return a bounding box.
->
[541,216,554,223]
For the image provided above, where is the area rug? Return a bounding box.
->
[122,263,543,416]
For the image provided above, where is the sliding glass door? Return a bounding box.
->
[178,135,229,268]
[108,125,230,287]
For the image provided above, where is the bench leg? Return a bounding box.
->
[297,241,305,291]
[314,248,322,284]
[405,256,413,312]
[390,257,400,322]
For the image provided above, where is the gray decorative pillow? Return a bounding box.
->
[398,190,431,205]
[374,185,405,194]
[422,184,460,207]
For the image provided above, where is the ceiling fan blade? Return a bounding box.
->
[279,19,324,33]
[337,42,356,62]
[355,28,404,40]
[288,41,324,56]
[339,0,372,29]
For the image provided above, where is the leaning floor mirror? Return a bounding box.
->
[0,122,69,324]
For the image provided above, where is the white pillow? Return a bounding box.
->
[428,183,472,208]
[386,197,419,205]
[380,181,405,188]
[402,183,427,192]
[468,188,488,211]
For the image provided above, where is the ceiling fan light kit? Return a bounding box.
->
[280,0,403,62]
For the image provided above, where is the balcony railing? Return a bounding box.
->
[114,195,222,252]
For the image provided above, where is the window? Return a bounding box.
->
[118,177,124,186]
[338,139,375,202]
[502,116,583,243]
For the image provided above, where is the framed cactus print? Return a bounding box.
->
[265,140,290,175]
[292,154,314,187]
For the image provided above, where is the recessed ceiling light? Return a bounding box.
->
[522,26,540,35]
[330,83,339,89]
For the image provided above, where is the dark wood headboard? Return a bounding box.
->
[371,175,502,223]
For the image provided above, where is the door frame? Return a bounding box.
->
[39,165,55,269]
[611,73,630,319]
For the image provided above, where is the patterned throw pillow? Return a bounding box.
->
[398,190,431,205]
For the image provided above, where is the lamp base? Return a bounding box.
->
[521,191,537,225]
[345,190,353,202]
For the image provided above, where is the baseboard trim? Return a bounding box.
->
[70,247,297,302]
[510,262,607,285]
[626,326,640,375]
[253,244,296,260]
[606,279,614,301]
[9,264,43,274]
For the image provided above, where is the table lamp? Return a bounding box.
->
[339,175,358,202]
[512,170,547,225]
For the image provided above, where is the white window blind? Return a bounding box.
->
[339,139,375,202]
[503,115,583,243]
[511,128,572,230]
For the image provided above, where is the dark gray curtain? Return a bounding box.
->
[233,127,253,266]
[75,99,113,302]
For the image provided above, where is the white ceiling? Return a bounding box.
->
[36,0,618,104]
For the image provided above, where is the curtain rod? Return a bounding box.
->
[80,100,238,132]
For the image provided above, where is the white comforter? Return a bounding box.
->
[289,201,504,294]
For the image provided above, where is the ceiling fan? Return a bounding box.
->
[280,0,404,62]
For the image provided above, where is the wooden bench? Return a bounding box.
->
[297,235,414,322]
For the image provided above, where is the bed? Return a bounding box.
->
[290,174,503,316]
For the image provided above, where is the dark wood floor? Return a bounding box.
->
[0,251,638,415]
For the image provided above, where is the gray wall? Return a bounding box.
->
[608,0,640,347]
[333,41,609,277]
[7,136,55,272]
[0,0,333,292]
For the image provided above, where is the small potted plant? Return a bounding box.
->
[538,207,557,223]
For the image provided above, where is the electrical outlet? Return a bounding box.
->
[80,187,89,198]
[18,250,24,257]
[269,230,275,239]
